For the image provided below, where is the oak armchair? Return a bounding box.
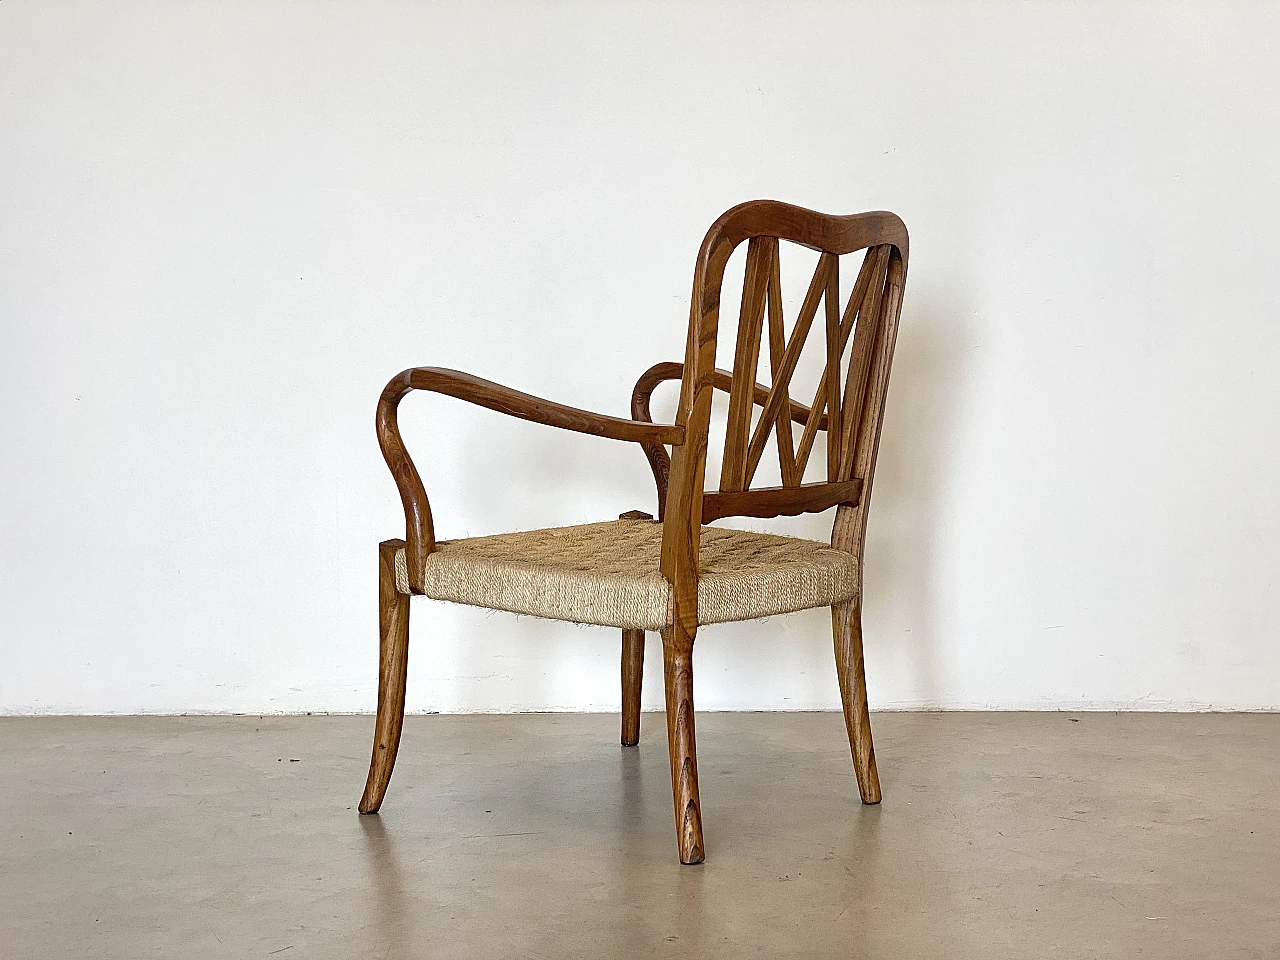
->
[359,200,909,864]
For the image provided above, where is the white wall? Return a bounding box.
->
[3,2,1278,715]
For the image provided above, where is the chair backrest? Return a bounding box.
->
[659,200,908,621]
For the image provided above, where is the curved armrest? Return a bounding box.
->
[378,366,684,593]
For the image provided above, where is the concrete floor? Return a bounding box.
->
[1,713,1277,959]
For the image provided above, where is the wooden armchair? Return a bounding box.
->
[359,200,909,864]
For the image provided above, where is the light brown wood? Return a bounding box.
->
[631,361,829,518]
[825,253,842,482]
[359,540,411,815]
[823,249,904,803]
[721,237,773,493]
[397,367,684,445]
[633,362,829,433]
[662,623,704,864]
[699,201,908,258]
[652,201,907,859]
[764,245,800,487]
[621,629,644,747]
[831,595,881,803]
[837,245,891,480]
[741,252,833,488]
[618,510,652,747]
[701,479,862,523]
[833,248,907,560]
[790,246,882,481]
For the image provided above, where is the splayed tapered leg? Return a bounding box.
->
[621,629,644,746]
[359,540,411,814]
[832,597,880,803]
[661,623,704,863]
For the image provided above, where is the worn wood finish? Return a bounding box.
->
[662,624,704,864]
[359,540,411,815]
[701,479,862,523]
[621,629,644,747]
[831,595,881,803]
[370,200,909,863]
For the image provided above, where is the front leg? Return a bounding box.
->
[359,540,411,814]
[661,621,704,864]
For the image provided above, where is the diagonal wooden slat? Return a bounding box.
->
[825,254,842,482]
[837,245,891,480]
[720,237,773,492]
[764,240,800,487]
[792,246,880,479]
[741,252,834,488]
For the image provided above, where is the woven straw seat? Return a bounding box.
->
[393,518,858,631]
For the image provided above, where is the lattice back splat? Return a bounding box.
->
[632,201,907,533]
[722,237,897,492]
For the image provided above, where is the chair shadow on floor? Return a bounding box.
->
[359,813,411,946]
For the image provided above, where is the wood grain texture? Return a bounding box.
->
[701,479,862,524]
[395,367,683,445]
[721,237,774,493]
[652,201,907,858]
[822,248,906,810]
[662,624,704,864]
[631,361,827,519]
[621,629,644,747]
[789,246,882,482]
[698,200,909,260]
[837,245,891,480]
[824,253,843,482]
[833,248,908,560]
[359,540,411,815]
[764,245,800,486]
[741,252,833,488]
[376,379,434,596]
[831,596,881,804]
[618,510,651,747]
[633,363,829,432]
